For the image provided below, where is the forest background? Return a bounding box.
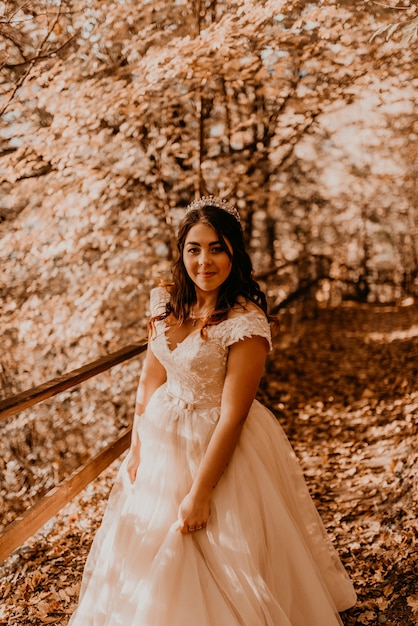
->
[0,0,417,624]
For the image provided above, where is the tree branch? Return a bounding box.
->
[1,33,77,70]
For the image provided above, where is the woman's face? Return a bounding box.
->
[183,222,233,296]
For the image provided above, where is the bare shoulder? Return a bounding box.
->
[227,297,266,320]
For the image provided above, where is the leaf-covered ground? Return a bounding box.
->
[0,301,417,625]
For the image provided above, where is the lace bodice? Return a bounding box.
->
[149,287,272,406]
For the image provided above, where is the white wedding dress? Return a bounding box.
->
[69,287,356,626]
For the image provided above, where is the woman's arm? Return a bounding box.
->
[178,334,268,533]
[127,347,167,484]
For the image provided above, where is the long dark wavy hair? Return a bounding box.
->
[151,204,276,332]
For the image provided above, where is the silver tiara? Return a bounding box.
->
[186,196,241,223]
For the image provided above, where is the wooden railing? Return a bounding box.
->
[0,339,148,563]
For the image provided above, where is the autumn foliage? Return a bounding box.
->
[0,1,417,625]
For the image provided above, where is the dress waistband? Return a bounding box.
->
[166,391,220,411]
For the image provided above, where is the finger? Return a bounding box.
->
[187,523,207,533]
[178,518,189,534]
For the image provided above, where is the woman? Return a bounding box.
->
[69,197,356,626]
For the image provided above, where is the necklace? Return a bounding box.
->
[189,308,214,327]
[190,315,206,327]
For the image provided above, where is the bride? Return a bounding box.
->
[69,196,356,626]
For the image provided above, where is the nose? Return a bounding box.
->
[199,250,212,266]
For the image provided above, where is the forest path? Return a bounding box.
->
[264,301,418,626]
[0,301,417,626]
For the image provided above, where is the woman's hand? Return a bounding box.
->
[178,491,211,534]
[126,446,141,484]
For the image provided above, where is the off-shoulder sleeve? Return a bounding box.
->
[149,286,170,317]
[215,310,272,351]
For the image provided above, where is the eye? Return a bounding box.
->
[211,246,224,254]
[186,247,200,254]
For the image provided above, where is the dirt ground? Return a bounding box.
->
[0,301,417,625]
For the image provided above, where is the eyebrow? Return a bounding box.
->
[185,240,221,246]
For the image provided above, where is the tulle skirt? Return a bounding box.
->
[69,385,356,626]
